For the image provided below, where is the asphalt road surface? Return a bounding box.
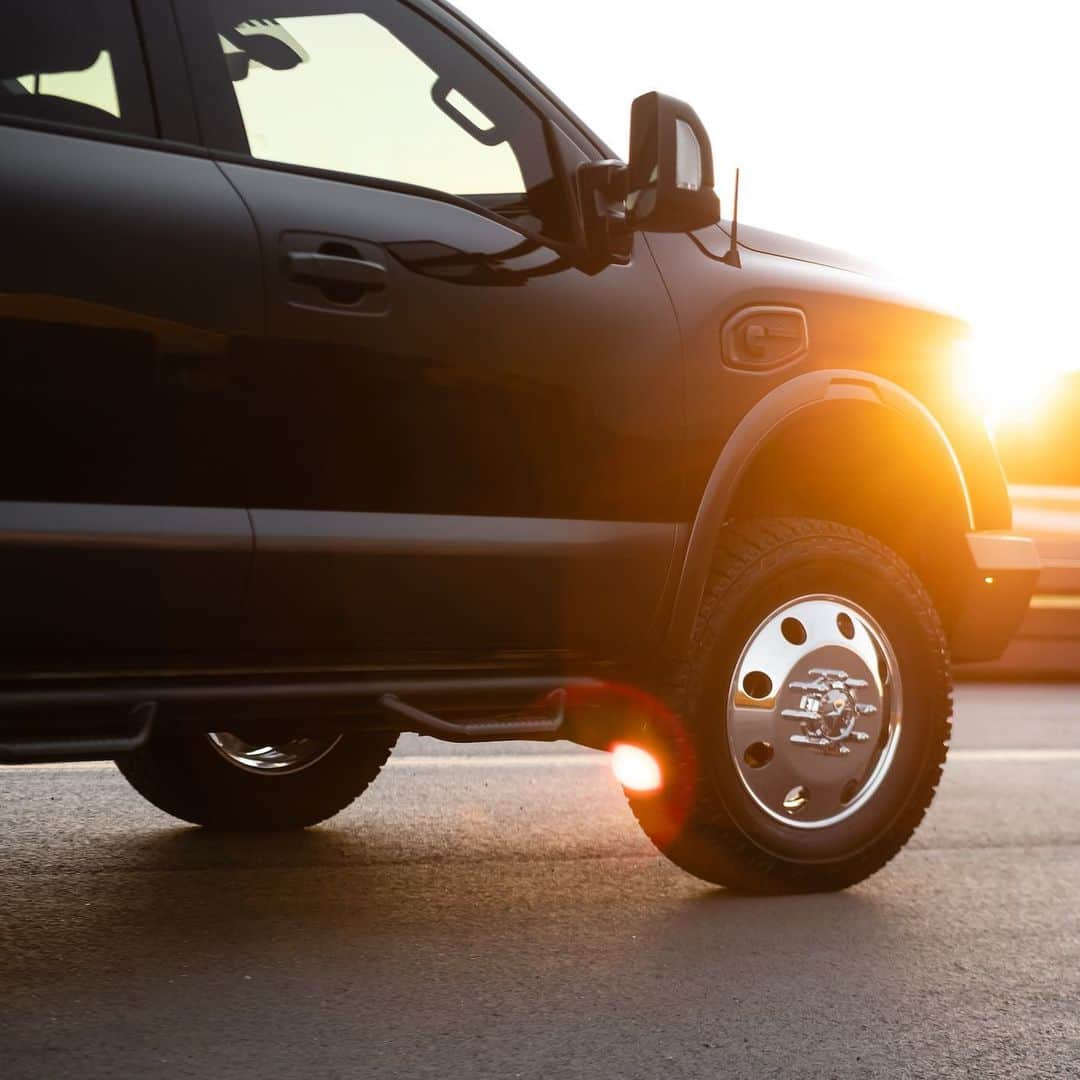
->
[4,683,1080,1079]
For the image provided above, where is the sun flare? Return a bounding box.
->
[611,744,663,793]
[957,329,1066,432]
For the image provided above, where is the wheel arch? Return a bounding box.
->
[664,370,976,662]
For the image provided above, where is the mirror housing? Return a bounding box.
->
[627,92,720,232]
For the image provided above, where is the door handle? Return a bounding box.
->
[285,251,388,292]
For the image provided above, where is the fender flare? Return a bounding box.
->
[662,369,974,659]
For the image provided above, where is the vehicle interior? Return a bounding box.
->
[0,7,150,134]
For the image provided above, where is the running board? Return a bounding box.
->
[0,702,156,764]
[0,675,599,713]
[378,690,566,742]
[0,676,603,758]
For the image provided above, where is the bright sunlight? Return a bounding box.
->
[456,0,1080,426]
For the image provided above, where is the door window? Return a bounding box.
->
[0,2,155,137]
[206,2,573,239]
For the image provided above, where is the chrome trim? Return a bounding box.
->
[726,595,903,830]
[207,732,342,775]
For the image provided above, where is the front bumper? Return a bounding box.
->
[949,533,1041,663]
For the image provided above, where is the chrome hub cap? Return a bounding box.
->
[786,669,876,752]
[207,732,342,775]
[726,596,902,830]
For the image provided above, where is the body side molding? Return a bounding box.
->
[250,509,674,557]
[0,502,252,551]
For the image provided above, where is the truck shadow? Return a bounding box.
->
[6,818,893,985]
[5,805,919,1080]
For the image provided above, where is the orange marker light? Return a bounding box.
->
[611,743,663,793]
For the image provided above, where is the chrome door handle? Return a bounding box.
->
[285,251,388,291]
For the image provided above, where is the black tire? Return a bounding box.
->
[117,729,397,831]
[629,518,952,894]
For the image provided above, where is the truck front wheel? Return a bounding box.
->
[628,518,952,893]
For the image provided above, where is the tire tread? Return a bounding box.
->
[631,517,953,893]
[117,732,396,832]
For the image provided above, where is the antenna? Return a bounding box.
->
[721,168,742,268]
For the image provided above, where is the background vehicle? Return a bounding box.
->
[0,0,1037,893]
[964,373,1080,676]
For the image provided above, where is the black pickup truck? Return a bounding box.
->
[0,0,1039,893]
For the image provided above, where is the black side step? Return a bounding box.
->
[0,702,156,764]
[0,676,608,759]
[0,676,599,713]
[378,690,566,742]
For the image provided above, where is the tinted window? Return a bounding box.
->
[207,2,572,239]
[0,1,155,137]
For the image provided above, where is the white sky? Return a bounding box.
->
[455,0,1080,411]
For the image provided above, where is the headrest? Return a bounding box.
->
[0,5,107,82]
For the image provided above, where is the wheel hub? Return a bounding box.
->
[207,732,342,775]
[785,668,877,753]
[726,596,902,830]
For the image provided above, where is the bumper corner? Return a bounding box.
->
[949,533,1040,663]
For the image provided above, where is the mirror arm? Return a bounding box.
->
[576,160,632,267]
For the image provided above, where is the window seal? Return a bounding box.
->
[0,111,210,157]
[127,0,163,136]
[132,0,201,143]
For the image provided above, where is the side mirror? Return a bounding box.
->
[626,92,720,232]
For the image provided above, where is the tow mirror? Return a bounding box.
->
[576,91,721,267]
[626,92,720,232]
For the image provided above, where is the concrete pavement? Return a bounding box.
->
[3,683,1079,1079]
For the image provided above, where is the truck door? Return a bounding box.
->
[0,1,260,662]
[175,0,684,664]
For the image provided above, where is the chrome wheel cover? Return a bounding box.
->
[207,732,343,775]
[726,595,902,830]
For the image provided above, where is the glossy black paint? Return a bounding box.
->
[221,163,682,656]
[647,225,1010,532]
[0,123,260,653]
[0,0,1033,708]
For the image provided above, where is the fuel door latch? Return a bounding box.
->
[722,306,809,371]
